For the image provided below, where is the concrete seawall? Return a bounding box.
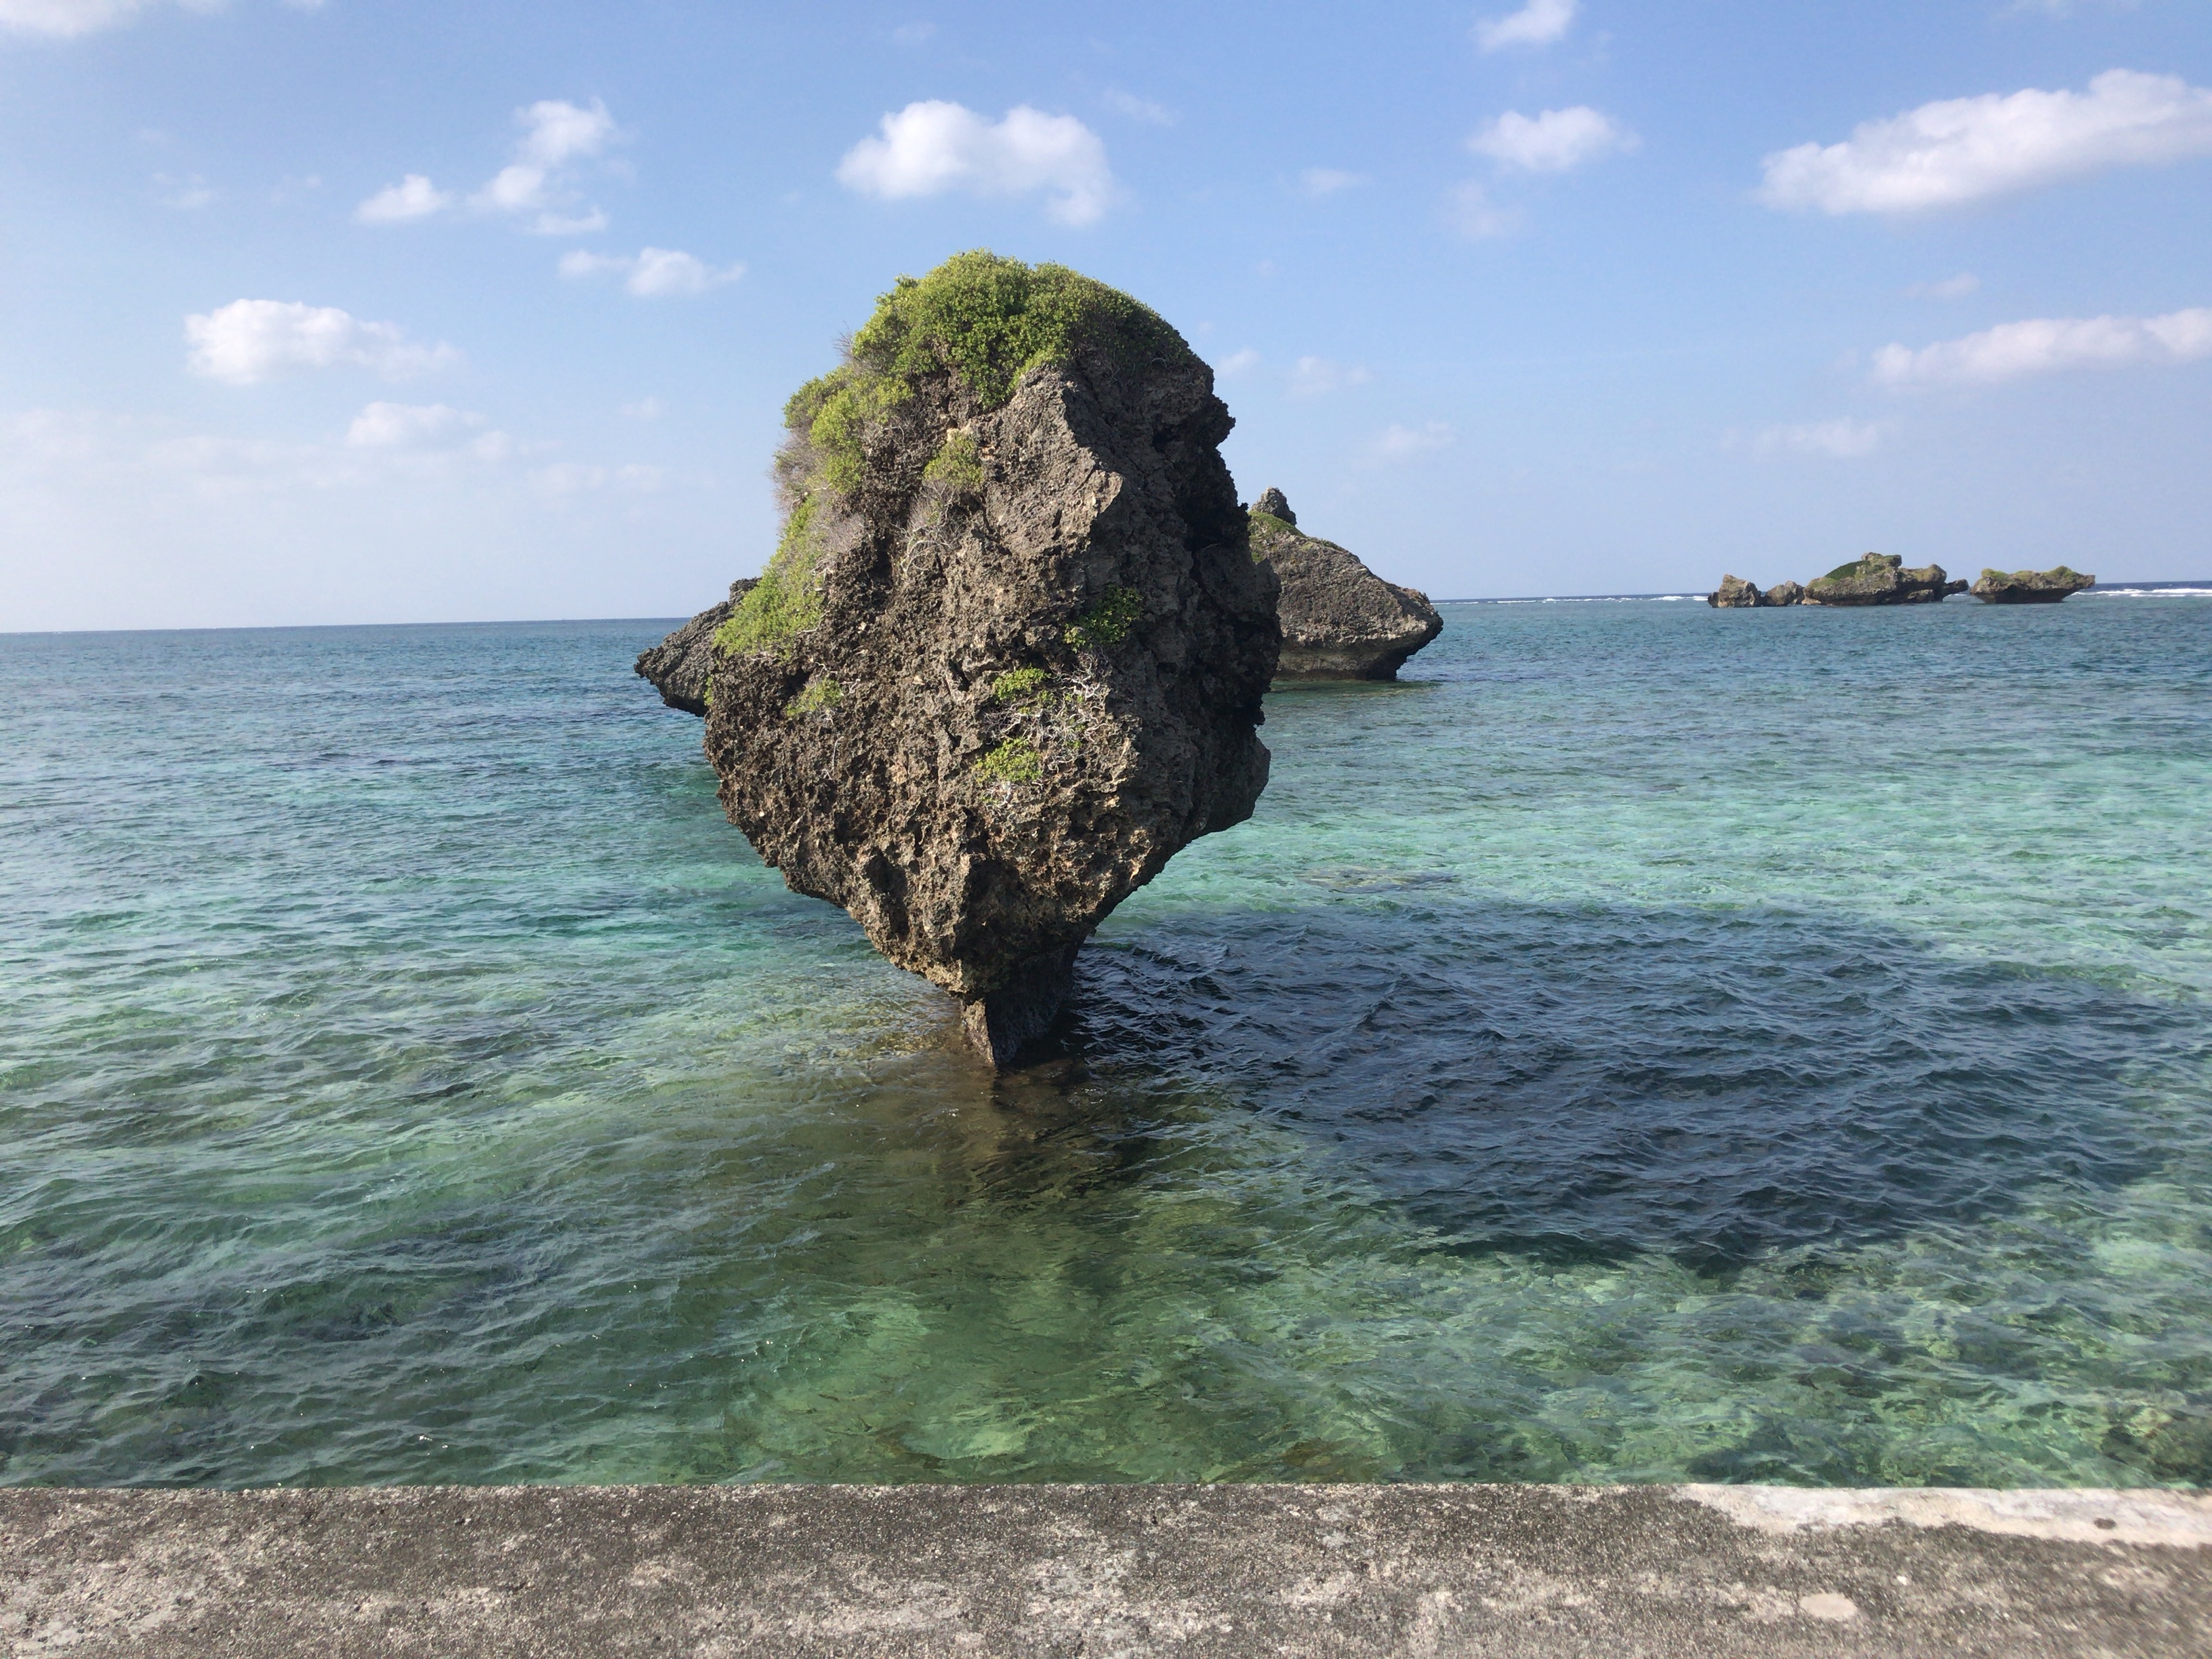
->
[5,1482,2209,1657]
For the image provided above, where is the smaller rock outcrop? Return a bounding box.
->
[1708,575,1762,609]
[636,580,757,714]
[1804,553,1963,607]
[1248,491,1443,679]
[1971,565,2095,604]
[1762,579,1806,607]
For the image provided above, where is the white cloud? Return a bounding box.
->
[559,247,743,298]
[360,98,617,234]
[1753,418,1886,458]
[1872,308,2212,386]
[0,0,200,38]
[1215,348,1261,377]
[355,173,453,224]
[346,402,482,449]
[1910,272,1981,300]
[889,20,935,45]
[620,397,663,420]
[154,171,213,209]
[1759,69,2212,216]
[1288,356,1373,398]
[836,100,1116,226]
[531,462,668,496]
[1471,106,1636,173]
[184,300,459,385]
[1475,0,1576,52]
[1102,88,1174,126]
[1299,167,1366,197]
[1443,179,1519,239]
[1366,422,1455,462]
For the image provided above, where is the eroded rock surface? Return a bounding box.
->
[1762,579,1806,607]
[702,252,1278,1065]
[1248,491,1443,679]
[636,580,758,715]
[1708,575,1761,609]
[1805,553,1965,607]
[1972,565,2095,604]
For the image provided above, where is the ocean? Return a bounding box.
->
[3,592,2207,1489]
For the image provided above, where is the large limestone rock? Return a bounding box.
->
[636,580,757,715]
[1246,492,1443,679]
[1708,575,1761,608]
[1762,579,1806,607]
[702,252,1279,1066]
[1971,565,2095,604]
[1805,553,1965,606]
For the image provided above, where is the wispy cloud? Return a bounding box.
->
[1475,0,1576,52]
[559,247,744,298]
[1365,422,1455,462]
[837,100,1116,226]
[1759,70,2212,215]
[1102,88,1175,126]
[1873,308,2212,386]
[1289,356,1373,398]
[1299,167,1367,197]
[1908,273,1981,300]
[184,300,458,385]
[1750,418,1886,458]
[1471,106,1636,173]
[1215,348,1262,377]
[1443,180,1518,239]
[356,99,619,235]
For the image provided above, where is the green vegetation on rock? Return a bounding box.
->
[1820,554,1893,583]
[990,667,1051,704]
[972,737,1043,785]
[786,251,1187,501]
[1064,587,1145,651]
[1248,510,1294,537]
[714,496,826,661]
[923,430,984,494]
[783,678,844,719]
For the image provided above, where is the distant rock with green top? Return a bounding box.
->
[636,579,757,715]
[1971,565,2095,604]
[1804,552,1965,607]
[1246,490,1443,679]
[699,251,1279,1066]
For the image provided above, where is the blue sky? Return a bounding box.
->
[3,0,2209,630]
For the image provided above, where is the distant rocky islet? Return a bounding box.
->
[1709,554,2095,609]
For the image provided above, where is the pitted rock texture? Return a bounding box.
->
[1247,492,1443,680]
[702,254,1278,1065]
[1805,553,1963,607]
[1763,579,1807,607]
[1709,575,1761,609]
[636,579,758,715]
[1972,565,2095,604]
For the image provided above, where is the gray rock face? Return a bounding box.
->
[636,580,758,715]
[702,254,1278,1066]
[1972,565,2095,604]
[1251,487,1295,527]
[1708,575,1761,609]
[1805,553,1962,607]
[1248,492,1443,679]
[1761,579,1806,607]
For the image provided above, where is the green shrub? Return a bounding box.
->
[1248,509,1294,536]
[714,497,825,661]
[973,737,1042,785]
[990,666,1050,703]
[783,678,843,719]
[924,430,985,494]
[1064,586,1145,650]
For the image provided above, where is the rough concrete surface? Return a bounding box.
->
[4,1482,2208,1658]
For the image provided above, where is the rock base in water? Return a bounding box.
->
[1248,491,1443,679]
[960,943,1082,1067]
[1707,575,1805,608]
[1972,565,2095,603]
[636,580,757,714]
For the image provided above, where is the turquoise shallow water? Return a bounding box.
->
[2,596,2208,1490]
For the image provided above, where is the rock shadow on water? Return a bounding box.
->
[1040,895,2192,1275]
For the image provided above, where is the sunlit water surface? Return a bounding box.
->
[3,595,2208,1489]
